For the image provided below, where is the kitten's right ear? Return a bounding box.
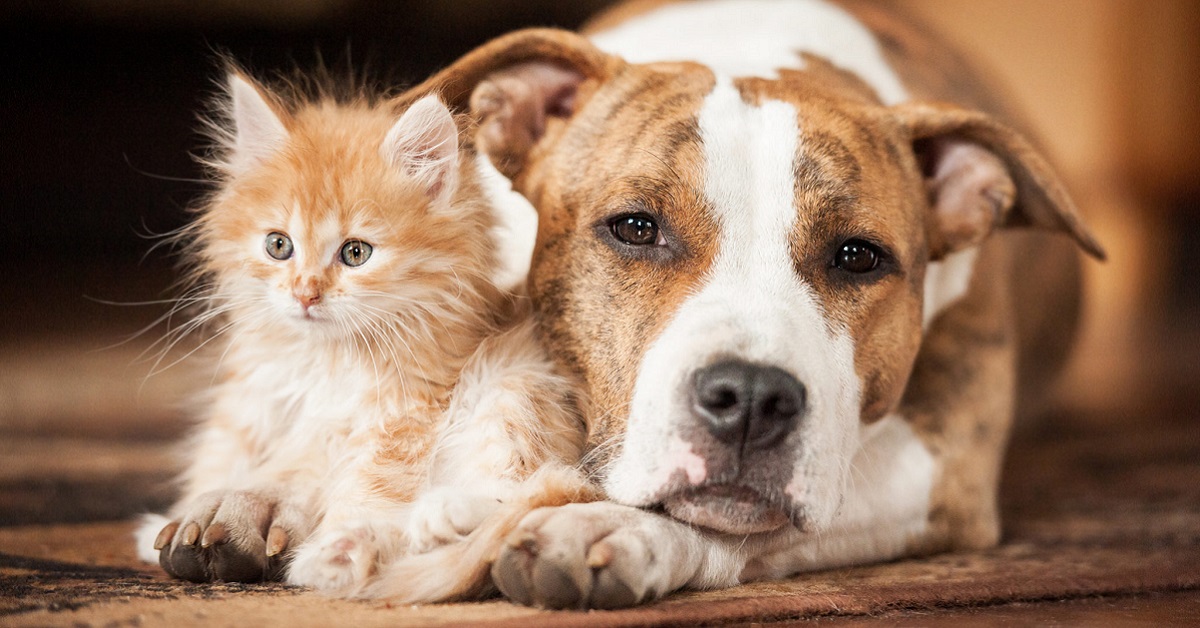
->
[382,94,460,205]
[225,72,289,175]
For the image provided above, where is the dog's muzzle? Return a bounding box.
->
[660,360,808,534]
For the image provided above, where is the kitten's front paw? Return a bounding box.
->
[154,490,305,583]
[405,486,502,553]
[287,527,378,594]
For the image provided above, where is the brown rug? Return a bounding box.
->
[3,361,1199,626]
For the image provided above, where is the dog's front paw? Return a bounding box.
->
[491,502,695,609]
[154,490,302,583]
[286,527,378,594]
[405,486,502,553]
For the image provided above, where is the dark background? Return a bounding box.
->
[2,1,609,321]
[1,0,1197,425]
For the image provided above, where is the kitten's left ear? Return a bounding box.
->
[226,72,289,175]
[382,94,459,205]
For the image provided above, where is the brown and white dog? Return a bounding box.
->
[396,0,1104,609]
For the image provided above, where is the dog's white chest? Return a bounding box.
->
[589,0,908,105]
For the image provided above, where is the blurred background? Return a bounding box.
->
[1,0,1197,522]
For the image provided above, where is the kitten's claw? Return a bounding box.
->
[201,521,228,548]
[180,522,201,546]
[266,526,290,557]
[153,521,178,551]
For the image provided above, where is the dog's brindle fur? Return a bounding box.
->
[396,0,1103,608]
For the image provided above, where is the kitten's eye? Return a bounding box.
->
[833,239,882,274]
[264,232,293,261]
[609,214,661,246]
[340,240,373,267]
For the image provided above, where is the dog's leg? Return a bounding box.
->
[902,248,1018,553]
[406,318,586,553]
[491,501,741,609]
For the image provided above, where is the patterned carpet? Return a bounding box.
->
[2,328,1199,625]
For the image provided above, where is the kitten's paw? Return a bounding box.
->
[405,487,502,553]
[287,527,378,594]
[155,490,305,583]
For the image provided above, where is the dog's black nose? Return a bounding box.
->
[692,360,806,450]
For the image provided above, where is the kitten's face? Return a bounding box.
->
[197,80,477,341]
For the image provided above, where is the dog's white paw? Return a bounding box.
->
[491,501,701,609]
[405,486,502,553]
[286,527,377,594]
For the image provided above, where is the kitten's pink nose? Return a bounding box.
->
[293,288,321,309]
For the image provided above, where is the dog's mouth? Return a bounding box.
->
[661,484,791,535]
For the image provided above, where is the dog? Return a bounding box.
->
[394,0,1104,608]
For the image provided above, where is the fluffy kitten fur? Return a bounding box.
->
[135,69,586,597]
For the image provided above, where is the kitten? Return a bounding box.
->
[134,68,585,596]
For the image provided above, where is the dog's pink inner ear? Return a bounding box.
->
[470,62,585,179]
[895,101,1106,261]
[916,136,1016,260]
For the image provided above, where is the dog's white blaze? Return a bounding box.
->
[590,0,908,105]
[923,247,979,329]
[606,79,861,530]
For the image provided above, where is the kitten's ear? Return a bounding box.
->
[382,94,459,205]
[225,72,289,175]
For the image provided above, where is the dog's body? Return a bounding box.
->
[398,0,1102,608]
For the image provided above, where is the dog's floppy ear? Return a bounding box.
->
[892,101,1105,261]
[393,28,620,179]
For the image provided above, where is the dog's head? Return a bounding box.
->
[403,29,1104,535]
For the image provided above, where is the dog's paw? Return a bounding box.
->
[491,502,693,609]
[286,527,378,594]
[405,486,502,553]
[155,490,302,583]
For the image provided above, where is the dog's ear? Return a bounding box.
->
[392,28,620,179]
[470,62,590,179]
[892,101,1105,261]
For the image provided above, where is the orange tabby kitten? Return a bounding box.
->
[134,69,584,596]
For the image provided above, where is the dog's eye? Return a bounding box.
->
[339,240,373,267]
[265,232,294,261]
[833,239,881,273]
[609,214,661,246]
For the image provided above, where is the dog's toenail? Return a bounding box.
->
[509,532,539,555]
[586,541,614,568]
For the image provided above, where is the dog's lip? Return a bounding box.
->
[661,484,791,535]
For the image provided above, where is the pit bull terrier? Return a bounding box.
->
[394,0,1104,608]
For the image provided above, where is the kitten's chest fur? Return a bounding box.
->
[206,331,467,484]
